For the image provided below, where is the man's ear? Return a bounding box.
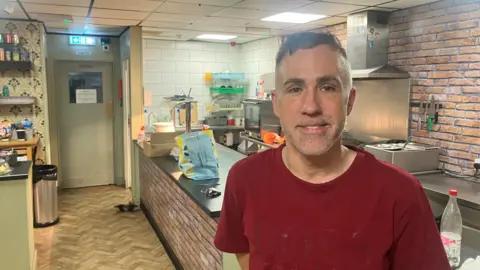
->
[347,87,356,116]
[272,90,280,118]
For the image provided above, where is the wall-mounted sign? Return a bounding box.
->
[69,36,96,46]
[75,89,97,104]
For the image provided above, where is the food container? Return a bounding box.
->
[153,122,175,133]
[0,159,12,175]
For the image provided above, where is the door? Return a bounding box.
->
[56,61,114,188]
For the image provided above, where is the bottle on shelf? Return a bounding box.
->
[5,33,12,44]
[440,189,463,268]
[137,126,145,142]
[2,85,9,97]
[13,33,19,44]
[0,33,4,44]
[12,47,19,61]
[0,48,4,61]
[5,49,11,61]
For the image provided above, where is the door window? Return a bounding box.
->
[68,72,103,104]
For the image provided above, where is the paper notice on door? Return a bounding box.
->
[76,89,97,104]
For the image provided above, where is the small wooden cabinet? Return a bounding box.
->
[0,137,39,161]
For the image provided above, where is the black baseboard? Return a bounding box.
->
[140,201,184,270]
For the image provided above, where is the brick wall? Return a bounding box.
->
[321,0,480,175]
[139,153,221,270]
[388,0,480,175]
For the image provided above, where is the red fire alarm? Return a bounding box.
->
[230,41,237,47]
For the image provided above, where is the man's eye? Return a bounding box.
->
[321,85,336,92]
[288,87,302,93]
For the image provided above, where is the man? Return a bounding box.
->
[214,32,450,270]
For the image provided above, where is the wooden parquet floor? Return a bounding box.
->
[34,185,175,270]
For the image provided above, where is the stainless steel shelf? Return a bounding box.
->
[240,132,279,149]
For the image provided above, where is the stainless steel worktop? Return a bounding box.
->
[417,173,480,208]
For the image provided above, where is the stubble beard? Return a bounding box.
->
[282,120,345,157]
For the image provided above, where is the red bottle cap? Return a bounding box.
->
[449,189,458,196]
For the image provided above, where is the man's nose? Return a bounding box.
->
[300,87,322,115]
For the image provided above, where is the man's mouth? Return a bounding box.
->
[298,123,330,133]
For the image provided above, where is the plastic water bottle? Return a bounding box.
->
[440,189,462,268]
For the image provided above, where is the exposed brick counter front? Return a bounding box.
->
[137,142,247,270]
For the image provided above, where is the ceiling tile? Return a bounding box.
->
[141,21,191,29]
[294,2,365,16]
[283,22,326,32]
[328,0,389,5]
[90,9,149,20]
[93,0,162,12]
[147,13,205,23]
[0,2,28,19]
[88,17,140,26]
[315,16,347,25]
[29,13,78,22]
[214,7,277,20]
[245,21,297,30]
[169,0,241,6]
[233,0,314,11]
[379,0,439,9]
[362,6,398,11]
[195,16,250,27]
[85,25,125,35]
[44,21,85,30]
[157,2,225,15]
[188,24,246,34]
[19,0,91,7]
[23,3,89,16]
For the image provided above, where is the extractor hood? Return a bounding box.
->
[347,11,410,79]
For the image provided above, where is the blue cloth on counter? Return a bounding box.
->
[176,131,219,180]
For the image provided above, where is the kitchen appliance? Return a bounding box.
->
[365,142,440,173]
[243,99,281,140]
[344,11,412,142]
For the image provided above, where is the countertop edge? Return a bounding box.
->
[136,141,221,218]
[0,161,32,182]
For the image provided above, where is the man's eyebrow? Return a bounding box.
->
[316,75,341,86]
[283,78,305,86]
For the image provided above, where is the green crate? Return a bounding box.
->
[210,87,244,94]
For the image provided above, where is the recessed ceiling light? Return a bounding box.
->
[196,34,237,40]
[262,12,327,24]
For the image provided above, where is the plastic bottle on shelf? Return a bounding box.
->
[137,126,145,142]
[257,80,265,99]
[2,85,9,97]
[440,189,463,268]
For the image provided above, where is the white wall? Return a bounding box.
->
[143,39,241,120]
[142,36,281,120]
[241,37,281,97]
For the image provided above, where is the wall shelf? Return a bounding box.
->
[0,61,33,71]
[0,96,36,105]
[210,87,244,94]
[212,73,245,80]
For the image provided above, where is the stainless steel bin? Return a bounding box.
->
[33,165,59,228]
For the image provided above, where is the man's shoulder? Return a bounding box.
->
[361,149,422,193]
[231,147,279,173]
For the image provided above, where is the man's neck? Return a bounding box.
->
[282,139,357,184]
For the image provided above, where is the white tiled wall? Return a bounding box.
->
[241,37,280,97]
[142,37,280,120]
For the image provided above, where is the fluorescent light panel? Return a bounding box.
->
[196,34,237,40]
[262,12,327,24]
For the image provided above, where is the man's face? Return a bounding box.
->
[273,45,355,156]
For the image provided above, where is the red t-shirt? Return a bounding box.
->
[214,145,450,270]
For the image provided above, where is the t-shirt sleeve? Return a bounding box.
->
[389,180,451,270]
[214,164,249,253]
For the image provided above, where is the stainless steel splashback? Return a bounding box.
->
[345,79,411,141]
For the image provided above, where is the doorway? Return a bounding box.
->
[55,61,115,188]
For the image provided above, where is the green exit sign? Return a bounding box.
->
[69,36,96,46]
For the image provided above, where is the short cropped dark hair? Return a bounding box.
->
[276,31,347,66]
[275,31,352,90]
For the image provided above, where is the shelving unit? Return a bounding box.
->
[210,87,244,94]
[0,96,37,135]
[0,43,33,72]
